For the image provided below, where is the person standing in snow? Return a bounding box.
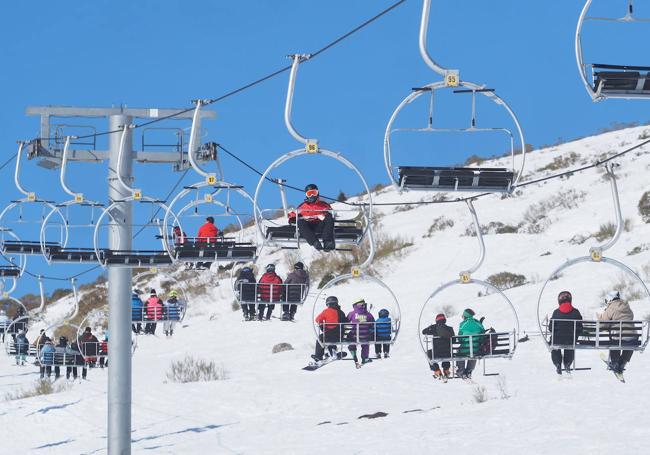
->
[347,299,375,365]
[282,262,309,321]
[598,290,635,375]
[312,296,348,362]
[456,309,484,379]
[257,264,283,321]
[234,266,257,321]
[374,309,392,359]
[422,313,455,379]
[549,291,583,375]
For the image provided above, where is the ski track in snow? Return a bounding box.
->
[2,127,650,453]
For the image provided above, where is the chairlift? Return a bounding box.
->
[576,0,650,101]
[384,0,526,193]
[417,200,520,376]
[39,136,106,264]
[233,260,309,307]
[536,164,650,358]
[0,229,26,283]
[253,55,371,250]
[131,268,188,326]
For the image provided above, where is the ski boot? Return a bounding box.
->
[361,357,372,365]
[433,369,443,380]
[384,353,390,359]
[323,241,336,252]
[281,313,290,321]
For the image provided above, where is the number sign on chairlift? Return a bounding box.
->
[253,54,371,252]
[384,0,526,194]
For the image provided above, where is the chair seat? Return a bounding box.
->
[0,266,21,277]
[103,250,172,266]
[398,166,513,192]
[425,332,514,361]
[593,64,650,96]
[47,246,100,263]
[174,242,257,261]
[546,319,648,350]
[2,240,57,255]
[266,221,363,243]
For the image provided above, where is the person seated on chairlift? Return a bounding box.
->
[14,330,29,366]
[257,264,283,321]
[235,266,258,321]
[422,313,455,380]
[172,225,187,246]
[39,339,56,379]
[163,290,182,337]
[374,309,392,360]
[456,309,485,379]
[196,216,220,270]
[52,336,69,380]
[144,289,164,335]
[10,307,27,342]
[347,298,376,365]
[79,326,100,368]
[598,290,635,375]
[99,332,108,368]
[68,339,87,380]
[131,290,144,335]
[549,291,583,376]
[288,184,335,252]
[0,308,9,343]
[282,262,310,321]
[312,296,349,363]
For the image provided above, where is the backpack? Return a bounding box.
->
[478,327,498,356]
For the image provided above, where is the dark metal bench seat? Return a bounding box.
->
[398,166,513,192]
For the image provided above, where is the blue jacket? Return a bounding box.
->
[165,298,182,321]
[131,295,144,322]
[40,344,56,365]
[375,316,392,341]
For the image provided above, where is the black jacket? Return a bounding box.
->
[422,322,456,358]
[549,307,583,346]
[235,270,257,301]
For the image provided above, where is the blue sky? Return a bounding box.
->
[1,0,650,295]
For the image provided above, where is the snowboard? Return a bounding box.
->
[600,353,625,383]
[303,352,347,371]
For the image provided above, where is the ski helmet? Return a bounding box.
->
[242,266,252,273]
[557,291,572,304]
[150,288,157,296]
[294,262,304,270]
[435,313,446,323]
[353,298,367,310]
[379,309,389,318]
[266,264,276,273]
[325,296,339,308]
[605,290,620,303]
[305,183,319,203]
[169,290,178,298]
[462,308,475,319]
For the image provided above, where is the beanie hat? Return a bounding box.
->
[150,289,157,296]
[435,313,446,323]
[294,262,304,270]
[325,296,339,307]
[557,291,572,304]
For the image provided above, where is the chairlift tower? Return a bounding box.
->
[25,105,216,455]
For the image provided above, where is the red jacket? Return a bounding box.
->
[288,200,332,223]
[145,297,164,320]
[258,272,283,302]
[315,307,340,331]
[197,222,219,243]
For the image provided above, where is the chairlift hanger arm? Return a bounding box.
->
[14,142,31,197]
[418,0,455,77]
[284,54,317,146]
[590,163,624,255]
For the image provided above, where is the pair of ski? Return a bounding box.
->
[600,353,625,383]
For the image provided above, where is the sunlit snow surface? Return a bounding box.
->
[2,127,650,454]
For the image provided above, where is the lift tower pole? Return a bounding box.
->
[26,105,216,454]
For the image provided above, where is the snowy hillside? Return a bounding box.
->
[2,126,650,454]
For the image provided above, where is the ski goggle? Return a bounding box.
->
[305,189,319,198]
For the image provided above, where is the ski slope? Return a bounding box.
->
[2,126,650,454]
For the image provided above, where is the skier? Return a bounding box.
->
[10,307,27,342]
[131,290,144,334]
[39,339,56,379]
[67,340,87,380]
[347,299,376,365]
[422,313,456,380]
[549,291,583,375]
[374,308,392,359]
[144,289,164,335]
[14,330,29,366]
[312,296,348,362]
[99,333,108,368]
[257,264,283,321]
[0,308,9,343]
[234,266,257,321]
[598,290,635,375]
[288,184,335,252]
[196,216,219,270]
[53,336,69,380]
[456,308,484,379]
[163,290,182,337]
[282,262,309,321]
[79,327,99,368]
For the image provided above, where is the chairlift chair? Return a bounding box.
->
[384,0,526,194]
[576,0,650,101]
[2,276,47,358]
[253,55,371,251]
[131,268,188,326]
[537,164,650,356]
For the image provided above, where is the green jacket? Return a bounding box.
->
[458,317,485,356]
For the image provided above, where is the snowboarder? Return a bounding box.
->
[288,184,335,252]
[282,262,309,321]
[549,291,583,375]
[235,266,257,321]
[374,308,392,359]
[422,313,455,380]
[456,308,484,379]
[257,264,283,321]
[144,289,164,335]
[347,298,376,365]
[598,290,635,375]
[164,290,182,337]
[312,296,348,362]
[14,330,29,366]
[196,216,219,270]
[131,291,143,334]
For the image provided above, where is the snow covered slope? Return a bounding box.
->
[2,126,650,454]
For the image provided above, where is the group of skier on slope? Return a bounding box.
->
[234,262,310,321]
[131,288,184,337]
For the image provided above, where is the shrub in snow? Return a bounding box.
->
[487,272,527,290]
[464,221,520,236]
[627,244,649,256]
[638,191,650,223]
[166,356,228,383]
[472,385,488,403]
[599,274,643,302]
[4,379,70,401]
[593,220,632,242]
[536,152,581,172]
[272,343,294,354]
[521,189,586,233]
[423,216,454,238]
